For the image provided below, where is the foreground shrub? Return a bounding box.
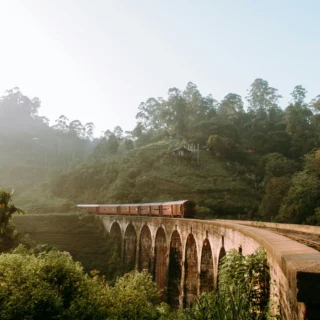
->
[0,245,164,320]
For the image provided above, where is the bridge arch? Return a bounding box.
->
[200,238,214,293]
[184,233,198,307]
[168,230,183,308]
[216,244,226,288]
[154,227,168,294]
[108,221,122,278]
[138,224,153,273]
[123,223,137,271]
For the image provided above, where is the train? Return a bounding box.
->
[77,200,196,218]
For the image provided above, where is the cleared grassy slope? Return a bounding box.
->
[13,214,110,274]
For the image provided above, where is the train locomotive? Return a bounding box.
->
[77,200,196,218]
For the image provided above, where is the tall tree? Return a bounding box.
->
[311,95,320,113]
[246,78,282,112]
[160,87,188,137]
[69,120,84,138]
[219,93,243,115]
[291,85,307,105]
[183,82,217,126]
[84,122,95,140]
[113,126,124,140]
[136,98,162,131]
[52,115,69,133]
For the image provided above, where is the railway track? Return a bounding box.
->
[262,227,320,251]
[274,231,320,251]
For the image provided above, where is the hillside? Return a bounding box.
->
[0,88,96,192]
[17,139,260,219]
[2,81,320,223]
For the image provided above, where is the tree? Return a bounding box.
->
[284,103,312,136]
[183,82,217,130]
[291,85,307,105]
[0,87,40,118]
[136,98,162,131]
[277,171,320,223]
[259,177,291,221]
[206,134,242,160]
[0,188,24,252]
[52,115,70,133]
[0,188,24,233]
[246,78,282,112]
[84,122,95,140]
[113,126,124,140]
[258,153,299,184]
[310,94,320,113]
[69,120,84,138]
[109,271,161,319]
[93,130,120,159]
[0,247,111,319]
[163,87,188,137]
[284,103,316,158]
[0,88,43,134]
[218,93,244,119]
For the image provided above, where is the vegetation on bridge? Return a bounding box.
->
[180,248,274,320]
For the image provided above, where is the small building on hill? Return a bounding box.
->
[170,147,192,163]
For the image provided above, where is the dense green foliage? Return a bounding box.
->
[180,248,274,320]
[0,242,274,320]
[1,81,320,222]
[0,246,166,320]
[0,189,24,251]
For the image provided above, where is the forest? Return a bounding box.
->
[1,79,320,224]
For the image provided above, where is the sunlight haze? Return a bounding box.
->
[0,0,319,136]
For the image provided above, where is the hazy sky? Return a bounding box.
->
[0,0,319,136]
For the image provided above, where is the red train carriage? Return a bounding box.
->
[140,203,163,216]
[77,200,196,218]
[120,204,140,215]
[98,204,119,215]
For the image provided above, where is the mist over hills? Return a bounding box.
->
[1,80,320,223]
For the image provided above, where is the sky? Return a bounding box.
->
[0,0,319,136]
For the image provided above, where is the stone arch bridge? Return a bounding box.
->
[100,215,320,320]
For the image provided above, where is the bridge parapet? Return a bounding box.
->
[220,219,320,236]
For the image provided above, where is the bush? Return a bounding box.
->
[0,246,166,320]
